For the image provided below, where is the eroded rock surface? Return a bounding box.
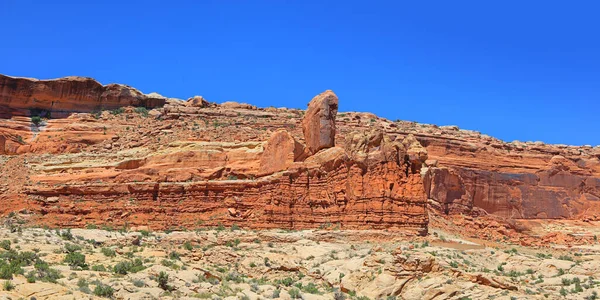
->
[0,74,166,117]
[0,74,599,234]
[301,90,338,155]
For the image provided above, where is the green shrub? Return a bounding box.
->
[134,107,149,117]
[560,287,568,296]
[225,272,244,283]
[34,259,62,283]
[168,251,180,260]
[64,252,87,269]
[183,242,193,251]
[31,116,42,126]
[272,288,281,298]
[302,282,320,294]
[113,259,145,275]
[101,247,116,257]
[59,229,74,240]
[110,108,124,115]
[92,264,107,272]
[26,271,36,283]
[64,244,82,253]
[93,283,114,298]
[0,240,10,250]
[280,277,294,287]
[289,288,301,299]
[2,280,14,291]
[157,271,169,290]
[132,279,145,287]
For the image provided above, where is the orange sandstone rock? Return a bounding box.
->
[301,90,338,155]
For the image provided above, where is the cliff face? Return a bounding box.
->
[0,74,599,232]
[414,130,600,219]
[0,74,166,118]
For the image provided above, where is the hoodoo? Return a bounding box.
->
[301,90,338,154]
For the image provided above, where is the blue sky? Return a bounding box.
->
[1,1,598,145]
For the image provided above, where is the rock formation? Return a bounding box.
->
[301,90,338,154]
[0,74,166,118]
[0,74,599,235]
[259,129,304,175]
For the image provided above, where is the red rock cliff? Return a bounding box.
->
[0,74,598,232]
[0,74,166,118]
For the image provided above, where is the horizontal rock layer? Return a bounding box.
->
[0,74,166,117]
[24,145,428,233]
[0,74,599,232]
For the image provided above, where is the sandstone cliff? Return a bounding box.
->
[0,74,599,234]
[0,74,166,118]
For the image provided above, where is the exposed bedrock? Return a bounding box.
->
[25,130,429,233]
[420,135,600,219]
[0,74,166,117]
[1,73,599,230]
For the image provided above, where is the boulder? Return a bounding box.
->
[301,90,338,155]
[186,96,209,108]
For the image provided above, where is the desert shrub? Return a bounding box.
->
[157,271,169,290]
[110,108,124,115]
[26,271,36,283]
[64,244,82,253]
[93,283,114,298]
[34,259,62,283]
[560,287,568,296]
[101,247,116,257]
[183,241,193,251]
[302,282,320,294]
[225,272,244,283]
[64,252,87,269]
[0,250,39,279]
[289,288,301,299]
[113,258,145,275]
[92,264,107,272]
[272,288,281,298]
[168,251,180,260]
[280,277,294,287]
[134,107,149,117]
[2,280,14,291]
[132,279,145,287]
[31,116,42,126]
[58,229,74,240]
[0,240,10,250]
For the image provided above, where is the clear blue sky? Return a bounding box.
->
[1,1,598,145]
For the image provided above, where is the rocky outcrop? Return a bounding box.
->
[186,96,210,108]
[23,131,428,233]
[259,129,304,175]
[1,73,599,234]
[0,74,166,117]
[301,90,338,154]
[417,132,600,219]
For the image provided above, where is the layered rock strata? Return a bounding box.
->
[0,74,166,118]
[0,73,598,232]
